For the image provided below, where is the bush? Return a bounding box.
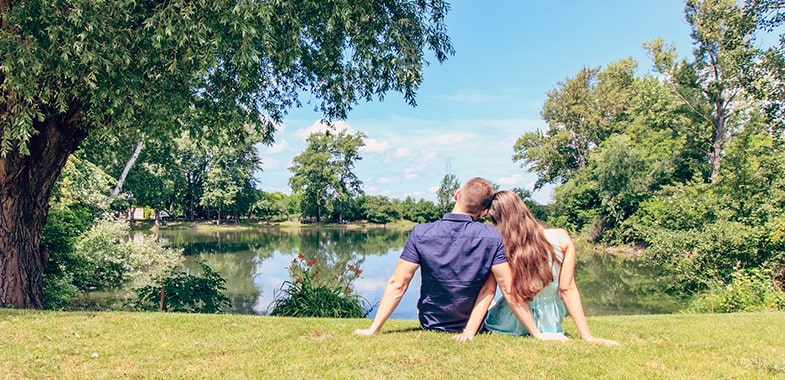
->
[43,212,182,309]
[71,216,183,291]
[42,206,94,309]
[132,262,231,313]
[269,254,372,318]
[685,267,785,313]
[629,183,776,294]
[643,220,767,294]
[71,217,133,290]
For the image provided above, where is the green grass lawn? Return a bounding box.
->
[2,310,784,379]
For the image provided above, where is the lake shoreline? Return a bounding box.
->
[130,218,417,233]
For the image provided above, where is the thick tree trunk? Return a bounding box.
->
[0,114,86,308]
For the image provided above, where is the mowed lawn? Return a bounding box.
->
[1,310,784,379]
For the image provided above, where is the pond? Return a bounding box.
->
[131,226,681,319]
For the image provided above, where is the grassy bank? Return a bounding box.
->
[2,310,784,379]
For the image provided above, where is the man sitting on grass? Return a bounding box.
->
[354,177,505,335]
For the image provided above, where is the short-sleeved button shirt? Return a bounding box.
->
[400,213,506,332]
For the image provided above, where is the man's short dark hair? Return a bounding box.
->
[460,177,495,216]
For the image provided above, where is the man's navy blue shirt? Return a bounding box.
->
[400,213,506,332]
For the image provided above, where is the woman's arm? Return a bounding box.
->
[554,229,619,345]
[453,274,497,342]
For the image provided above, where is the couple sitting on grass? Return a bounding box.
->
[355,177,618,345]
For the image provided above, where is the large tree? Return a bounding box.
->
[645,0,759,183]
[513,59,637,189]
[289,130,366,223]
[0,0,453,308]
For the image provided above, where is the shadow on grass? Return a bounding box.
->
[381,327,424,334]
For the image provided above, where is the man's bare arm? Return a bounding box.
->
[355,259,419,336]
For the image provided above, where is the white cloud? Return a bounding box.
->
[405,151,437,173]
[262,157,282,171]
[361,138,390,153]
[376,177,398,184]
[264,141,289,154]
[497,173,526,186]
[431,132,474,145]
[293,119,351,139]
[394,147,412,158]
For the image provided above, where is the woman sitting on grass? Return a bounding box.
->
[465,190,618,344]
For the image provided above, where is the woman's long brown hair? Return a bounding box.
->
[488,190,560,302]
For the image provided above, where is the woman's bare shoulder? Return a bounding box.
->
[544,228,570,239]
[544,228,573,248]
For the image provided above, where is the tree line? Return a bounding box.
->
[69,126,530,227]
[517,0,785,308]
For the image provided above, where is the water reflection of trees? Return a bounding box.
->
[154,227,408,314]
[182,250,265,314]
[575,247,682,315]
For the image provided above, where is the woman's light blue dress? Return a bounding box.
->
[483,230,566,335]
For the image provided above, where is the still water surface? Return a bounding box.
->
[137,226,680,319]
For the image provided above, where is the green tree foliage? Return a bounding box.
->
[41,155,109,308]
[361,195,401,225]
[169,130,209,220]
[71,216,183,291]
[509,0,785,305]
[630,168,784,295]
[545,70,711,241]
[289,130,366,223]
[685,267,785,313]
[513,59,637,189]
[627,112,785,294]
[589,135,659,241]
[0,0,453,308]
[41,156,182,308]
[198,123,264,223]
[549,172,600,235]
[400,196,442,223]
[41,207,92,309]
[252,191,291,221]
[329,130,367,223]
[645,0,759,183]
[436,172,460,213]
[82,120,267,224]
[746,0,785,129]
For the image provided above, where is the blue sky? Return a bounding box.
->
[258,1,697,204]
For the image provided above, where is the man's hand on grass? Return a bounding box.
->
[452,332,474,342]
[354,328,377,336]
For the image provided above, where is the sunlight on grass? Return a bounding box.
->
[2,310,784,378]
